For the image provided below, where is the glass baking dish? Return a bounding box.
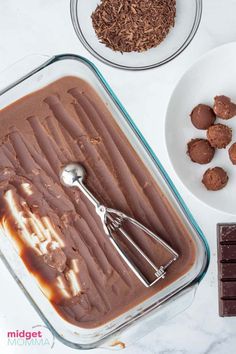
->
[0,54,209,350]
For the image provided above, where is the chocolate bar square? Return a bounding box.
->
[218,224,236,317]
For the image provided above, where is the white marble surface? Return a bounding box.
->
[0,1,236,353]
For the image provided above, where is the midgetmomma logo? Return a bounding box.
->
[7,325,55,348]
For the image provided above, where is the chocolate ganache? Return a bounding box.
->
[0,77,196,328]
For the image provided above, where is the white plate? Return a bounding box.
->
[165,42,236,214]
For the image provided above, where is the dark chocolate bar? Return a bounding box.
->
[218,224,236,317]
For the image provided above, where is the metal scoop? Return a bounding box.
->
[60,163,178,287]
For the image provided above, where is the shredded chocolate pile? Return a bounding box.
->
[91,0,176,53]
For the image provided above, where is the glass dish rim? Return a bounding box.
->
[0,53,210,349]
[70,0,203,71]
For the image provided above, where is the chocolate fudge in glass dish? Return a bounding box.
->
[0,77,196,328]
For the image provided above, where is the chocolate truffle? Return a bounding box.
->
[213,95,236,119]
[187,138,215,164]
[207,124,232,149]
[190,104,216,130]
[229,143,236,165]
[202,167,228,191]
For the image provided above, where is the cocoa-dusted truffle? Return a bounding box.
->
[187,138,215,164]
[207,124,232,149]
[202,167,228,191]
[229,143,236,165]
[190,104,216,130]
[213,95,236,119]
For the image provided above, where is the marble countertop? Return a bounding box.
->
[0,1,236,353]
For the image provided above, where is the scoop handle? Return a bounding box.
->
[72,179,100,209]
